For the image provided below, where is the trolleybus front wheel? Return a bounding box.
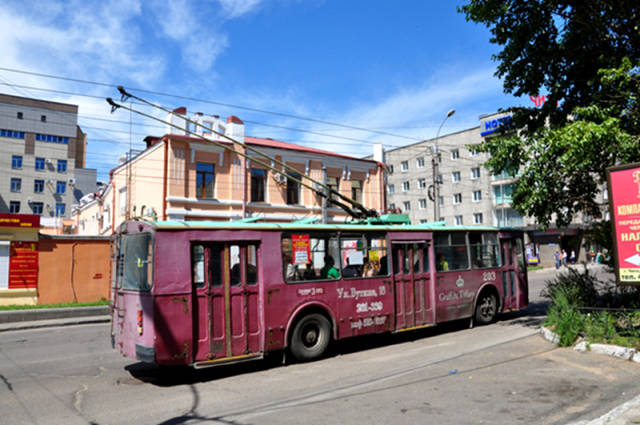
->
[290,313,331,361]
[474,292,497,325]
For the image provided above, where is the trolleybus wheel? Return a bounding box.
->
[290,313,331,361]
[475,292,497,325]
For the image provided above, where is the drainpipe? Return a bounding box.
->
[162,137,168,221]
[242,147,247,219]
[110,170,115,234]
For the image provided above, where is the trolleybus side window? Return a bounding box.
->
[340,233,388,278]
[468,232,500,268]
[282,232,340,282]
[435,232,469,272]
[192,244,205,288]
[121,232,152,290]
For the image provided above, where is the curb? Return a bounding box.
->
[0,315,110,332]
[540,326,640,363]
[0,305,110,324]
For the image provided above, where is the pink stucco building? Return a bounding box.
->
[74,110,386,234]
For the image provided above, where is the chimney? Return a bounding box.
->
[373,143,385,163]
[226,115,245,143]
[166,107,188,136]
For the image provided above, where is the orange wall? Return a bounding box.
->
[38,237,111,304]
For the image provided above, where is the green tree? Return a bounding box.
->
[459,1,640,229]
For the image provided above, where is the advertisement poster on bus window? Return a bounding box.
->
[607,162,640,285]
[292,234,310,264]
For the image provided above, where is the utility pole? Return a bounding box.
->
[432,109,455,222]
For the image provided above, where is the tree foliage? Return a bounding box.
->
[459,0,640,229]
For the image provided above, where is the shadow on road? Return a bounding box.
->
[126,300,549,387]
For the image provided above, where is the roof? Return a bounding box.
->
[145,219,503,232]
[161,133,378,164]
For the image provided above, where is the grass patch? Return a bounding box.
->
[542,266,640,349]
[0,300,109,311]
[527,265,544,271]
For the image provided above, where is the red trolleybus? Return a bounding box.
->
[110,219,528,367]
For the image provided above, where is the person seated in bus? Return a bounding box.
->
[302,260,316,280]
[230,262,241,285]
[377,255,388,275]
[320,255,340,279]
[342,257,360,277]
[283,252,299,281]
[362,261,375,277]
[437,253,449,271]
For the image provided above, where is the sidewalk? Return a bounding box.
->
[0,305,110,332]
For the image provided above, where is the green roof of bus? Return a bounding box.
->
[144,219,507,232]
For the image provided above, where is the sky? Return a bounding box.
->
[0,0,529,182]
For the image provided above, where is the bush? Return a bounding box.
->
[542,267,640,348]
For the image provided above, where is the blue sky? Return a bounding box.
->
[0,0,527,181]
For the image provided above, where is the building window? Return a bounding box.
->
[453,193,462,204]
[439,196,444,206]
[419,198,427,209]
[34,179,44,193]
[250,168,266,202]
[471,167,481,179]
[57,159,67,173]
[437,174,443,184]
[17,112,23,119]
[10,178,21,192]
[452,171,461,182]
[418,178,427,189]
[35,157,45,171]
[493,184,514,205]
[473,190,482,202]
[351,180,363,203]
[119,187,127,216]
[402,181,410,192]
[451,149,459,160]
[388,184,395,194]
[36,134,69,144]
[401,161,409,171]
[0,129,25,139]
[470,149,478,157]
[56,181,66,194]
[326,176,339,202]
[417,157,425,168]
[41,115,47,122]
[287,173,301,205]
[389,203,396,210]
[474,213,483,224]
[11,155,22,169]
[9,201,20,213]
[31,202,43,215]
[403,201,411,211]
[388,165,394,174]
[196,162,215,199]
[55,203,66,216]
[455,215,464,225]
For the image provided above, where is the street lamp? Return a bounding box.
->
[432,109,455,221]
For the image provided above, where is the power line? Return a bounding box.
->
[0,66,421,141]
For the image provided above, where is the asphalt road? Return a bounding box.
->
[2,265,638,425]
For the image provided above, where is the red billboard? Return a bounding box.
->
[9,241,38,289]
[608,162,640,285]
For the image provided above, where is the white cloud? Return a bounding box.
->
[216,0,263,19]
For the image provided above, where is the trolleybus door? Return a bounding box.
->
[391,242,433,330]
[193,242,260,362]
[500,237,527,311]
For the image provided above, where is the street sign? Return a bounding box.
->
[607,162,640,285]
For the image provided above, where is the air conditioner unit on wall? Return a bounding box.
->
[275,173,287,183]
[45,159,52,164]
[68,178,76,185]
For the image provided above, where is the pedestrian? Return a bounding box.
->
[554,249,561,270]
[590,249,596,264]
[562,249,567,268]
[570,250,576,265]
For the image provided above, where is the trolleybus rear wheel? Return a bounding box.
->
[475,292,497,325]
[290,313,331,361]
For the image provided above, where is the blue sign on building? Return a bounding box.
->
[480,115,513,137]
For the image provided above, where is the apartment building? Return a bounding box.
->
[380,112,597,265]
[0,93,95,233]
[74,109,385,235]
